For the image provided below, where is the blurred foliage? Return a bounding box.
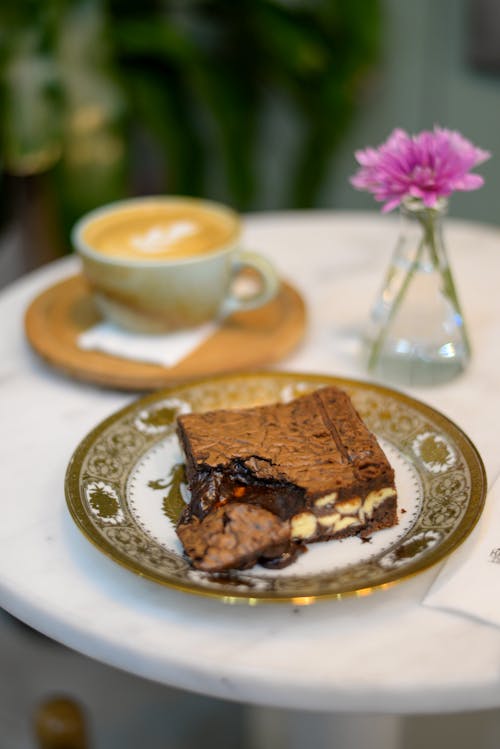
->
[0,0,381,242]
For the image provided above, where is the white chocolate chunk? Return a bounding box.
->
[336,497,362,515]
[318,514,358,534]
[317,512,340,529]
[360,486,396,522]
[291,512,317,540]
[333,515,359,532]
[293,486,395,541]
[314,492,338,509]
[364,487,396,516]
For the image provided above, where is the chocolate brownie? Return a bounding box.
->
[176,386,397,571]
[177,503,291,572]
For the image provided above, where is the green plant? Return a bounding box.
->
[0,0,381,242]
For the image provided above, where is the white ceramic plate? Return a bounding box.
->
[65,372,486,603]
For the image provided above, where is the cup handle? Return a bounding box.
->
[219,250,280,317]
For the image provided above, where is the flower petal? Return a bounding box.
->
[350,126,490,212]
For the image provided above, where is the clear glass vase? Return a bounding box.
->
[364,197,471,386]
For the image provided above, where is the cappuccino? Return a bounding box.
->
[80,198,240,262]
[72,196,279,333]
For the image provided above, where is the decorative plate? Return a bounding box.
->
[65,372,486,604]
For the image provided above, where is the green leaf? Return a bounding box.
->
[252,3,332,80]
[188,59,258,209]
[113,19,198,66]
[124,66,205,195]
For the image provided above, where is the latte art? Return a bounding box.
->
[131,222,198,255]
[81,199,239,261]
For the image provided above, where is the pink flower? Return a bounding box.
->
[350,127,490,213]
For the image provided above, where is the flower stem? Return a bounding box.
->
[420,210,471,358]
[367,230,426,373]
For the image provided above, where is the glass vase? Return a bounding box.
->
[364,198,470,386]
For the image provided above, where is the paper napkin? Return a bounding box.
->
[77,320,217,368]
[423,474,500,628]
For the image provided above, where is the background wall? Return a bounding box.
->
[321,0,500,225]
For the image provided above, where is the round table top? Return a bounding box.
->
[2,210,500,714]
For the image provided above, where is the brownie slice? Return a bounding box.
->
[177,503,291,572]
[176,386,397,571]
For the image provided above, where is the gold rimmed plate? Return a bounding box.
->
[65,372,487,603]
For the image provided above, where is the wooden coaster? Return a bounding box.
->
[24,274,307,391]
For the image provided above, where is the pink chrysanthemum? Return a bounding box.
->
[350,127,490,213]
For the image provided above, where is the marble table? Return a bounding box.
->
[1,211,500,715]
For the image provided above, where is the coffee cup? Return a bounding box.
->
[71,196,280,334]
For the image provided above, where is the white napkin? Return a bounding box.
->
[77,320,217,367]
[423,473,500,628]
